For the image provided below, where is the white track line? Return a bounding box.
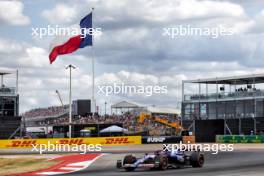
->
[37,172,66,175]
[36,154,105,175]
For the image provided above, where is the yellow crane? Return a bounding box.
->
[139,112,183,135]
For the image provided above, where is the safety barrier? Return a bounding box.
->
[141,136,182,144]
[141,136,196,144]
[0,136,142,149]
[216,135,264,143]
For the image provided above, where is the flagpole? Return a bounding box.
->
[66,64,75,138]
[91,7,96,115]
[92,51,95,114]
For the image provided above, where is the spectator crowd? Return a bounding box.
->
[23,105,69,119]
[24,108,178,136]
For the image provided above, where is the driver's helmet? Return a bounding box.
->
[154,150,162,155]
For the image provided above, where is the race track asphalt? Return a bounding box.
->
[66,150,264,176]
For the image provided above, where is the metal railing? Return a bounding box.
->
[0,87,16,95]
[184,89,264,101]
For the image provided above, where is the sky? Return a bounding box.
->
[1,0,264,114]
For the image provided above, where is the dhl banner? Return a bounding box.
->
[0,136,142,148]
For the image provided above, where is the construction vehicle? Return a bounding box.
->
[139,112,187,136]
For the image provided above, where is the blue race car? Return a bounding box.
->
[116,150,204,171]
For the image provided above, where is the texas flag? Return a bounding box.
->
[49,12,93,64]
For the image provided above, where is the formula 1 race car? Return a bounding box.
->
[116,150,204,171]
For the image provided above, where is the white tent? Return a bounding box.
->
[26,127,45,133]
[100,125,128,133]
[146,107,180,115]
[80,129,91,132]
[111,101,141,109]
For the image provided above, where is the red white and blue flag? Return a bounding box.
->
[49,12,93,64]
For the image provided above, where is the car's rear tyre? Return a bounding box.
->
[123,155,136,171]
[116,160,122,168]
[190,152,204,168]
[154,155,168,170]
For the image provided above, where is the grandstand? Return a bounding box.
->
[0,70,21,139]
[24,105,69,126]
[23,100,181,138]
[182,73,264,137]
